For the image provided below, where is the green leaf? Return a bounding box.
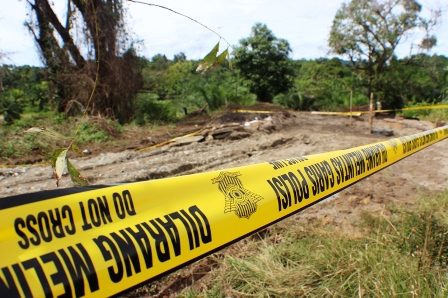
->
[196,42,230,73]
[67,159,88,186]
[54,149,68,186]
[213,48,228,68]
[71,143,84,156]
[49,148,66,166]
[196,42,220,73]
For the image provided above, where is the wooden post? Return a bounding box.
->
[349,89,353,125]
[369,92,374,134]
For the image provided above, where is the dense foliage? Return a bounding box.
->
[2,50,447,125]
[1,1,447,125]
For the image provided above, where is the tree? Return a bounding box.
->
[173,52,187,63]
[234,23,294,102]
[328,0,439,108]
[381,54,448,107]
[25,0,143,122]
[141,54,172,100]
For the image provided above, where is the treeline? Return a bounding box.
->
[1,52,447,125]
[289,54,448,111]
[2,0,445,125]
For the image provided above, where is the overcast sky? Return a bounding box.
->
[1,0,447,66]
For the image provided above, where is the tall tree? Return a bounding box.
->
[234,23,294,102]
[328,0,439,108]
[25,0,143,122]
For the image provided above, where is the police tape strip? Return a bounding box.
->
[311,111,362,117]
[374,104,448,113]
[309,104,448,116]
[1,126,448,298]
[235,104,448,117]
[233,109,280,114]
[350,104,448,115]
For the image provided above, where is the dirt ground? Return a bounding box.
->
[1,103,447,297]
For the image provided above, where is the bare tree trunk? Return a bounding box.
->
[26,0,143,123]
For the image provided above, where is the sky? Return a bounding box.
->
[1,0,447,66]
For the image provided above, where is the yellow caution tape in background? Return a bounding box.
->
[311,111,362,116]
[1,126,447,297]
[233,109,279,114]
[374,104,448,113]
[309,104,448,116]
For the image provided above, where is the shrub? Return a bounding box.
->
[134,93,177,125]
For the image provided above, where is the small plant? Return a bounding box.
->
[76,122,110,143]
[134,93,177,125]
[0,96,23,124]
[25,126,88,186]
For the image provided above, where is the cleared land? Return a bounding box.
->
[1,105,447,296]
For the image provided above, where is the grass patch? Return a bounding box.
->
[400,101,448,122]
[183,192,448,297]
[0,111,122,162]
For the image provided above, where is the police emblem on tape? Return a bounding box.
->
[212,171,264,219]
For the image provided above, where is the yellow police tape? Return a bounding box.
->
[311,111,362,116]
[233,109,279,114]
[309,104,448,116]
[374,104,448,113]
[1,126,448,297]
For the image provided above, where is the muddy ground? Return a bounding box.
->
[1,104,447,297]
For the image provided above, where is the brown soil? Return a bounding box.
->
[1,103,447,297]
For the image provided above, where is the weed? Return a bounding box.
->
[400,101,448,122]
[0,111,119,163]
[134,94,177,125]
[74,122,110,143]
[182,192,448,297]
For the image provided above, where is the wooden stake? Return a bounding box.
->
[369,92,374,134]
[349,89,353,125]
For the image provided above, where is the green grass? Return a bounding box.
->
[182,192,448,297]
[0,111,122,162]
[400,101,448,122]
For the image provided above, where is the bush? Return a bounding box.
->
[1,96,23,124]
[401,101,433,119]
[274,91,317,111]
[75,122,110,143]
[134,93,177,125]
